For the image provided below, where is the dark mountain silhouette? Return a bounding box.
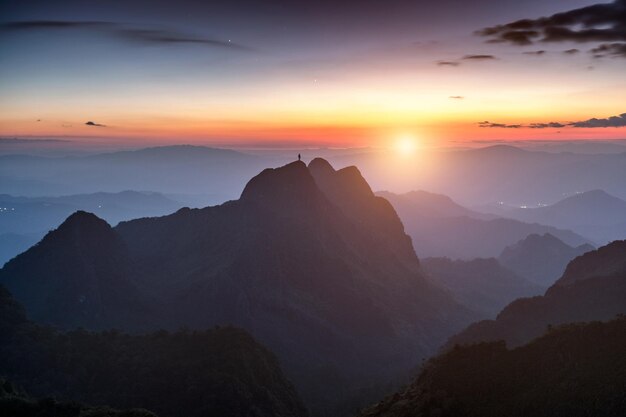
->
[484,189,626,244]
[421,257,542,317]
[446,240,626,349]
[498,233,594,286]
[0,211,153,331]
[381,190,591,259]
[360,317,626,417]
[0,285,307,417]
[0,159,475,415]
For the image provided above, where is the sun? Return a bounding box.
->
[394,135,418,156]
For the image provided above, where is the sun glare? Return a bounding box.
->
[394,135,418,156]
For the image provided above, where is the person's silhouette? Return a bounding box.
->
[298,153,301,161]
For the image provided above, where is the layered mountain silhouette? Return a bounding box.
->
[360,317,626,417]
[381,190,591,259]
[485,189,626,244]
[0,211,154,331]
[0,191,186,266]
[0,284,307,417]
[447,240,626,349]
[0,159,475,414]
[421,257,542,317]
[498,233,594,286]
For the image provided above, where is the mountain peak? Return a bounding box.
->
[56,210,112,235]
[308,157,335,176]
[240,160,320,208]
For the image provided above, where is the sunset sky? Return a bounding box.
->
[1,0,625,148]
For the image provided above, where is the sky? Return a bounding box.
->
[0,0,625,149]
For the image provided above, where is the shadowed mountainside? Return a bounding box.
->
[446,240,626,349]
[360,318,626,417]
[421,257,542,317]
[0,284,307,417]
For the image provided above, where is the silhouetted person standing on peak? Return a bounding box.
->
[298,153,301,161]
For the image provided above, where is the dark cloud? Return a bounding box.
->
[449,96,464,99]
[591,43,626,58]
[528,122,566,129]
[479,113,626,129]
[570,113,626,127]
[563,48,580,54]
[478,121,521,128]
[522,50,546,56]
[0,20,250,51]
[462,54,496,60]
[85,121,106,127]
[437,60,460,66]
[477,0,626,46]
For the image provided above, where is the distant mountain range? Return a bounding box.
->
[484,189,626,244]
[0,158,476,415]
[421,257,542,317]
[498,233,594,286]
[0,190,188,266]
[0,145,278,200]
[4,144,626,209]
[447,240,626,348]
[381,190,592,259]
[332,145,626,205]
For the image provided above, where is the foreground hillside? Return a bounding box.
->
[0,285,307,417]
[360,318,626,417]
[0,377,157,417]
[0,159,475,415]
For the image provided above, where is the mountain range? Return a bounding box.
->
[381,190,592,259]
[421,257,542,317]
[446,240,626,349]
[498,233,594,286]
[0,191,189,266]
[484,189,626,244]
[0,158,476,415]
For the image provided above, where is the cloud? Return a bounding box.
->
[437,60,460,66]
[477,0,626,47]
[563,48,580,54]
[449,96,464,99]
[570,113,626,127]
[85,121,106,127]
[462,54,496,60]
[478,121,522,128]
[528,122,566,129]
[590,42,626,58]
[0,20,251,51]
[478,112,626,129]
[522,50,546,56]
